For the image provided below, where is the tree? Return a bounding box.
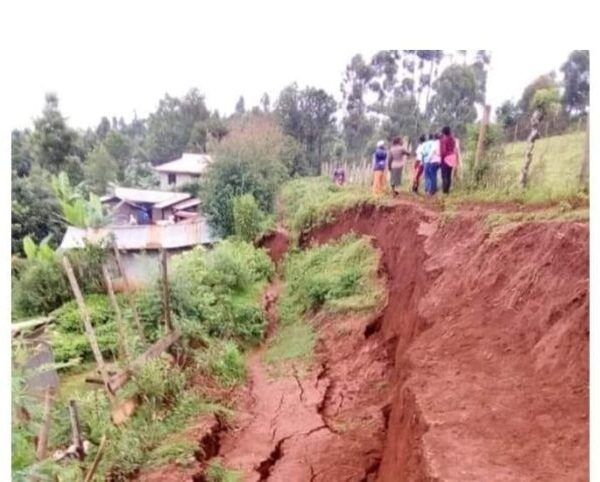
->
[260,93,271,113]
[29,93,77,173]
[428,64,482,137]
[233,194,266,242]
[187,121,208,153]
[495,100,519,129]
[145,88,210,164]
[275,84,337,174]
[11,166,65,254]
[200,115,291,235]
[102,130,133,181]
[207,111,229,143]
[96,117,111,140]
[235,96,246,115]
[11,129,34,177]
[84,144,119,194]
[518,73,557,115]
[123,157,159,189]
[561,50,589,116]
[341,54,377,161]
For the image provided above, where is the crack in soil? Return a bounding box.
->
[292,366,306,404]
[255,434,292,481]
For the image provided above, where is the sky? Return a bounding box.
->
[3,2,572,131]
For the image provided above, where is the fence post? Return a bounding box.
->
[474,105,491,170]
[160,249,174,332]
[62,256,115,401]
[101,264,130,364]
[35,388,53,460]
[68,399,85,460]
[112,241,145,343]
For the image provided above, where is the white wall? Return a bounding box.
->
[159,172,199,189]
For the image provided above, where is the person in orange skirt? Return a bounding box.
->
[372,140,387,196]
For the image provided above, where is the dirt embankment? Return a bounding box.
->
[302,202,588,481]
[144,201,588,481]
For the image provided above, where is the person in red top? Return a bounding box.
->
[440,126,459,194]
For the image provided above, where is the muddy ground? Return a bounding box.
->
[142,199,588,482]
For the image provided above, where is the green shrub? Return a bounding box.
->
[132,358,186,409]
[51,294,130,363]
[168,240,272,345]
[267,234,383,367]
[195,340,246,387]
[233,194,266,242]
[12,258,71,317]
[204,459,242,482]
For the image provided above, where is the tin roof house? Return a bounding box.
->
[154,152,211,189]
[60,185,218,289]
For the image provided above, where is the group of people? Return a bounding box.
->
[369,126,461,197]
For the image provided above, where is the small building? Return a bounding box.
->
[154,152,211,189]
[59,186,218,289]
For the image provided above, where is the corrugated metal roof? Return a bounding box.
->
[60,222,212,250]
[154,153,212,174]
[173,198,200,211]
[108,187,191,207]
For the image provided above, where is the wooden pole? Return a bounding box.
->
[68,399,84,460]
[62,256,115,401]
[35,388,53,460]
[101,264,130,364]
[84,435,107,482]
[160,249,174,332]
[112,242,146,343]
[474,104,491,170]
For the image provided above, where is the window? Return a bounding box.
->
[167,173,176,185]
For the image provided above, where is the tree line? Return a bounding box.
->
[11,50,589,254]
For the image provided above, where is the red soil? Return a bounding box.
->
[146,200,588,481]
[259,228,290,265]
[303,202,589,481]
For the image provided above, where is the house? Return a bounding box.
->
[154,152,211,189]
[59,186,218,289]
[100,186,201,225]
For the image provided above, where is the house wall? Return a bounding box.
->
[159,172,199,189]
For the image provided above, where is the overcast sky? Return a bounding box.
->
[5,2,572,131]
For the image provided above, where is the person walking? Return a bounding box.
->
[388,137,410,196]
[413,134,427,193]
[372,140,388,196]
[440,126,459,194]
[424,133,442,196]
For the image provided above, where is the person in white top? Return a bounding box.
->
[424,133,441,196]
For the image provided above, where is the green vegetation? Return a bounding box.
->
[280,177,383,239]
[195,340,247,387]
[484,207,589,228]
[266,234,383,368]
[51,293,137,364]
[168,239,273,344]
[232,193,273,242]
[453,131,587,205]
[204,459,242,482]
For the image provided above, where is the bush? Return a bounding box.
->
[51,294,130,363]
[233,194,266,242]
[168,241,272,345]
[200,114,291,236]
[132,358,186,409]
[12,258,71,317]
[195,340,246,387]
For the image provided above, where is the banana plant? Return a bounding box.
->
[22,235,55,263]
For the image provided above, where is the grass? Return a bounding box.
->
[204,459,242,482]
[195,339,247,387]
[279,177,388,239]
[484,207,589,228]
[451,131,588,205]
[265,234,384,370]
